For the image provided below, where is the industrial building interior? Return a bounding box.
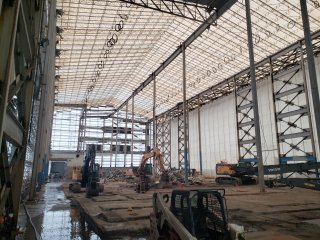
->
[1,0,320,239]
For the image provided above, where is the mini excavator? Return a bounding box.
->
[135,147,169,193]
[69,145,104,197]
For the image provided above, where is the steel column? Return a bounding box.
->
[115,112,119,167]
[124,102,128,167]
[84,108,87,150]
[110,117,114,168]
[245,0,265,192]
[145,122,150,151]
[131,95,134,167]
[101,118,105,167]
[197,96,203,174]
[182,43,189,182]
[271,48,316,165]
[153,74,156,149]
[269,58,282,167]
[0,0,21,153]
[300,0,320,159]
[153,74,156,174]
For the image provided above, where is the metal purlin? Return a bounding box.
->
[235,80,257,163]
[271,47,316,164]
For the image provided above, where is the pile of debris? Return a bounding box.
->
[166,168,185,184]
[165,168,204,185]
[102,169,126,182]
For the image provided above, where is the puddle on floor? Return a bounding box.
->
[18,182,149,240]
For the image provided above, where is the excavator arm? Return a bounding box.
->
[137,147,164,176]
[135,147,166,193]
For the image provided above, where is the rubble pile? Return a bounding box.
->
[103,169,126,182]
[166,168,185,184]
[165,168,204,185]
[101,167,205,185]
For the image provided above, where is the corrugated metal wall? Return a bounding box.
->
[170,55,320,177]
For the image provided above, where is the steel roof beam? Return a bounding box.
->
[154,30,320,122]
[106,0,236,119]
[118,0,215,23]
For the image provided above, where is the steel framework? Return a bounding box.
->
[156,115,171,168]
[235,85,257,163]
[271,47,316,164]
[118,0,216,23]
[106,0,237,119]
[154,32,320,174]
[177,104,189,171]
[156,31,320,120]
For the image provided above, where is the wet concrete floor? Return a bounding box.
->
[17,181,100,240]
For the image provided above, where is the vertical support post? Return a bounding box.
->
[300,0,320,159]
[153,74,156,149]
[245,0,265,192]
[76,109,84,153]
[299,42,319,177]
[101,118,105,168]
[115,111,119,168]
[233,77,241,162]
[269,58,281,166]
[145,123,150,151]
[197,96,203,174]
[152,74,157,175]
[182,43,189,183]
[124,102,128,167]
[169,119,171,168]
[0,0,21,148]
[83,108,87,151]
[110,117,114,168]
[299,44,316,155]
[131,95,134,167]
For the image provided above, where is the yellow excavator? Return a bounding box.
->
[135,147,168,193]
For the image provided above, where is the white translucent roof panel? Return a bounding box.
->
[56,0,320,118]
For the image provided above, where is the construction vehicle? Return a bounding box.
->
[72,166,82,181]
[70,145,104,197]
[135,147,168,193]
[150,188,231,240]
[216,161,320,190]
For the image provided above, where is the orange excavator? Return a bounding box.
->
[136,147,168,193]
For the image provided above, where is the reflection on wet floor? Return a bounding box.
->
[18,182,100,240]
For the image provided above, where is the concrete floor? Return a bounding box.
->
[16,180,320,239]
[17,181,100,240]
[64,181,320,240]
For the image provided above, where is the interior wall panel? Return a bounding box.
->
[257,78,278,166]
[199,96,238,176]
[188,110,200,171]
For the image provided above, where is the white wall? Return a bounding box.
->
[170,55,320,177]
